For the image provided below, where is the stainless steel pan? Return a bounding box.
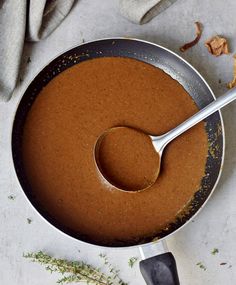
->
[11,38,225,285]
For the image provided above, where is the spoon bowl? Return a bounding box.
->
[94,126,161,192]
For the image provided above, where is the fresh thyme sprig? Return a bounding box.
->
[99,253,127,284]
[24,251,127,285]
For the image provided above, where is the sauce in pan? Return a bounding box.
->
[22,57,208,245]
[96,127,160,191]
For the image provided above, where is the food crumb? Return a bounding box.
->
[205,36,229,56]
[8,195,16,200]
[27,218,32,224]
[220,262,227,266]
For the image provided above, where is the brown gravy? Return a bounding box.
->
[22,57,208,245]
[96,127,160,191]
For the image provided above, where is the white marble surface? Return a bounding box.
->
[1,0,236,284]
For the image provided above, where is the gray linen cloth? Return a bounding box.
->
[119,0,177,24]
[0,0,74,102]
[0,0,176,102]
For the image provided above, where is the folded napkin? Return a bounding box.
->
[0,0,74,102]
[0,0,177,102]
[119,0,177,24]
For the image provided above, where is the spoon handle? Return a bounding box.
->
[153,88,236,153]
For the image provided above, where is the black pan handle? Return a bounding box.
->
[140,252,180,285]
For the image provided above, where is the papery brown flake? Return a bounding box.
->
[205,36,229,56]
[180,22,202,52]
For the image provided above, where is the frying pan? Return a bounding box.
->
[11,38,224,285]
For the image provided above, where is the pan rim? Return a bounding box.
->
[10,37,225,250]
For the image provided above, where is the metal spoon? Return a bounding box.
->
[95,88,236,192]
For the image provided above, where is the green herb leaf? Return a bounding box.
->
[24,251,128,285]
[8,195,16,200]
[98,253,127,284]
[196,262,207,271]
[128,257,138,268]
[211,248,219,255]
[27,218,32,224]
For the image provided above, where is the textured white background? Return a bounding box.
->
[1,0,236,284]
